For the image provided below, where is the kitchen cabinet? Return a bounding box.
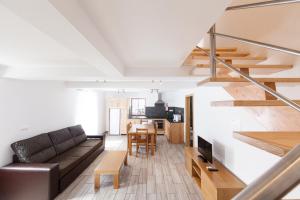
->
[165,120,184,144]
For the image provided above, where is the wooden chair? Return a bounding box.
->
[136,128,149,157]
[154,122,158,147]
[148,122,158,151]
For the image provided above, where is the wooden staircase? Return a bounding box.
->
[186,48,294,76]
[184,47,300,156]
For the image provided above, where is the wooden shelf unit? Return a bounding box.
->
[185,147,245,200]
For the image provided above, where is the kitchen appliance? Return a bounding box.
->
[173,114,181,122]
[167,107,184,122]
[145,92,166,118]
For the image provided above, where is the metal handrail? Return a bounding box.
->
[227,0,300,11]
[233,145,300,200]
[198,1,300,199]
[200,21,300,113]
[209,25,217,77]
[197,46,300,112]
[214,32,300,56]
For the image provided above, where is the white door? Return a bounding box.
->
[109,108,121,135]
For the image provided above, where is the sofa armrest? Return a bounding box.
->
[0,163,59,200]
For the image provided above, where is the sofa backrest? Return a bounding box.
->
[48,128,75,155]
[11,133,56,163]
[68,125,87,145]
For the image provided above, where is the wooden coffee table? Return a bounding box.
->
[94,151,128,190]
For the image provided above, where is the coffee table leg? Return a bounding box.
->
[94,174,100,190]
[124,154,128,166]
[113,174,119,189]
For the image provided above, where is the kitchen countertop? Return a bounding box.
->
[129,117,183,123]
[166,119,184,123]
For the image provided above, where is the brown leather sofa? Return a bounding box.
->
[0,125,106,200]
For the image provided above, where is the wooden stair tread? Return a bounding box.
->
[196,64,293,69]
[191,64,292,76]
[198,77,300,86]
[234,131,300,156]
[191,56,267,61]
[193,47,237,52]
[211,100,300,107]
[191,52,249,57]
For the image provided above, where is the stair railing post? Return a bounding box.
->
[209,25,217,78]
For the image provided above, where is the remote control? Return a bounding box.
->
[207,166,218,172]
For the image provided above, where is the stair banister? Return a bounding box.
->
[226,0,300,11]
[213,32,300,56]
[209,25,217,78]
[198,46,300,113]
[232,145,300,200]
[199,1,300,198]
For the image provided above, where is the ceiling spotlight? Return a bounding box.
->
[159,80,163,85]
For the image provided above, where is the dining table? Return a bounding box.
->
[128,123,156,156]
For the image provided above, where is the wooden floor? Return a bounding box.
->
[55,135,203,200]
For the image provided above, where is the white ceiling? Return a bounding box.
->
[77,0,221,68]
[0,0,231,89]
[0,4,99,70]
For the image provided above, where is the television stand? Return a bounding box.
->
[185,147,245,200]
[197,154,208,163]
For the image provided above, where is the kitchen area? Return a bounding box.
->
[127,93,184,144]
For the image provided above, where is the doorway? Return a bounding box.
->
[109,108,121,135]
[185,95,193,147]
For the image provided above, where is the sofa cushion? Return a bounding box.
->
[63,146,94,161]
[68,125,87,145]
[47,155,81,177]
[48,128,75,155]
[47,146,96,177]
[78,139,103,149]
[11,133,56,163]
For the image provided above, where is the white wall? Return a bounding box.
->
[0,78,106,166]
[191,86,300,198]
[104,91,158,106]
[161,90,187,108]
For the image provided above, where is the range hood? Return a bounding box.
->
[155,93,165,105]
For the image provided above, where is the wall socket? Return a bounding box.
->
[20,127,29,132]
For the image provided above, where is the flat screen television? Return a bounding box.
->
[197,136,213,164]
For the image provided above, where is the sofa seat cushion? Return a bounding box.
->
[47,145,98,177]
[11,133,56,163]
[48,128,75,155]
[69,125,87,145]
[47,155,81,177]
[79,139,103,149]
[63,146,94,160]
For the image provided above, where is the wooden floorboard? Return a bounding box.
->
[55,135,203,200]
